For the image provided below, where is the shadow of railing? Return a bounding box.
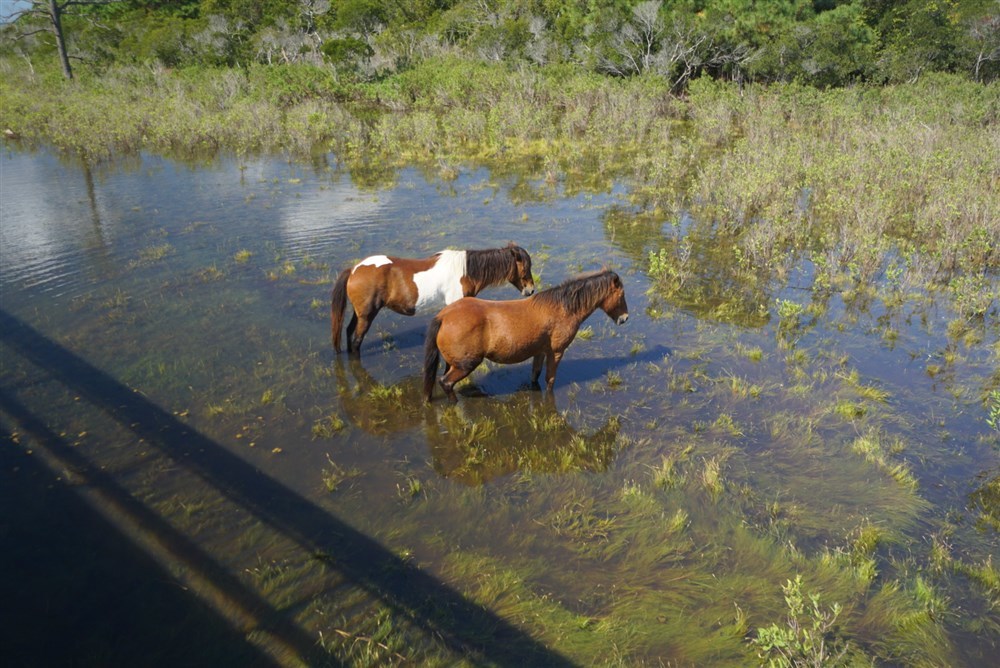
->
[0,406,314,668]
[0,309,576,667]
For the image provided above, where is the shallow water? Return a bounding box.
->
[1,147,997,666]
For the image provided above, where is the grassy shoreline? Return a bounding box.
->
[4,59,997,321]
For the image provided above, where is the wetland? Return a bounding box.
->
[1,67,998,666]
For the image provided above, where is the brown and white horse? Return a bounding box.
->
[331,243,534,355]
[423,269,629,402]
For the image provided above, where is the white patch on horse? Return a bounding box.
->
[352,255,392,274]
[413,250,467,310]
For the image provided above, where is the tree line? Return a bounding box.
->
[3,0,998,87]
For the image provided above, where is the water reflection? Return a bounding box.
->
[274,173,389,260]
[0,153,114,293]
[331,357,424,436]
[425,393,621,486]
[604,207,772,327]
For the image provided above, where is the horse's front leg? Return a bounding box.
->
[544,350,564,392]
[531,354,545,387]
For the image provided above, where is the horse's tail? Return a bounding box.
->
[423,316,443,402]
[330,268,351,352]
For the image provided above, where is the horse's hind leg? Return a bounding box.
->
[345,312,360,353]
[348,302,381,355]
[439,359,480,402]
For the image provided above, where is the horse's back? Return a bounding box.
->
[436,297,546,363]
[348,256,435,311]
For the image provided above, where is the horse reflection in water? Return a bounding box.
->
[424,269,629,402]
[330,358,621,486]
[424,393,622,486]
[331,243,535,355]
[331,357,425,436]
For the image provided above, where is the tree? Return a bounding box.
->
[4,0,121,78]
[967,6,1000,81]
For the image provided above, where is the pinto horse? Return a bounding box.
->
[424,269,629,402]
[331,243,534,355]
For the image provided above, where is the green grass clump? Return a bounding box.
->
[752,575,856,668]
[651,454,685,490]
[321,454,361,492]
[849,431,917,490]
[312,415,346,439]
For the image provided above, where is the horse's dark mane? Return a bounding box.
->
[533,270,620,314]
[465,245,530,285]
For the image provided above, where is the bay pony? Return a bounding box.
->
[331,243,534,355]
[424,269,629,402]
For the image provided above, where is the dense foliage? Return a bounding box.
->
[2,0,998,87]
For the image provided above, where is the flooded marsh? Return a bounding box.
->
[1,145,998,666]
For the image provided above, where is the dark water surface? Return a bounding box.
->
[1,148,997,666]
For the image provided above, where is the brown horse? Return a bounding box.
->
[424,269,629,402]
[331,243,534,355]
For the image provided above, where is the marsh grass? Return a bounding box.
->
[752,575,854,667]
[127,243,173,270]
[312,415,346,439]
[850,431,918,490]
[320,454,361,492]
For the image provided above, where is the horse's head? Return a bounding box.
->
[507,243,535,296]
[601,272,629,325]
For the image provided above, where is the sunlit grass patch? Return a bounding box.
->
[651,454,686,490]
[701,456,725,500]
[734,342,765,362]
[751,575,857,667]
[849,431,917,490]
[127,243,173,270]
[312,415,345,439]
[321,453,361,492]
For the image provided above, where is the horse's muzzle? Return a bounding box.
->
[617,313,629,325]
[522,286,536,296]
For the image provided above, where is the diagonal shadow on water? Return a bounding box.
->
[0,309,577,668]
[0,411,310,668]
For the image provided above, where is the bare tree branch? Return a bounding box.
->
[4,0,122,79]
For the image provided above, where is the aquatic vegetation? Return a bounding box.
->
[701,455,725,500]
[651,454,686,490]
[320,454,361,492]
[312,415,345,439]
[986,390,1000,435]
[396,475,423,502]
[127,243,173,270]
[849,431,917,490]
[752,575,856,668]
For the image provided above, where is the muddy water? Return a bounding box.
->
[1,147,997,666]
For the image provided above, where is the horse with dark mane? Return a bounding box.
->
[331,243,534,355]
[424,269,629,402]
